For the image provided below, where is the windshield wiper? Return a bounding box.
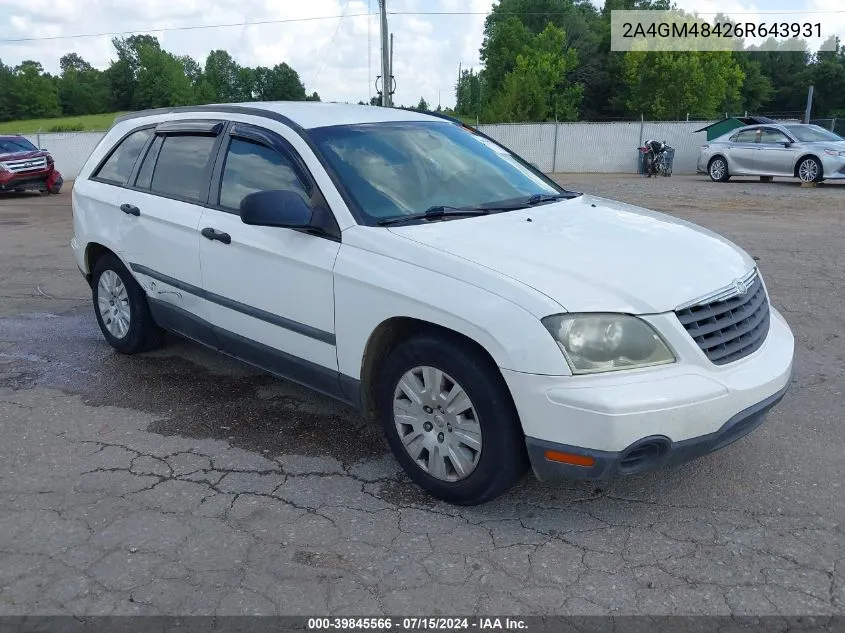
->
[526,192,581,205]
[377,206,490,226]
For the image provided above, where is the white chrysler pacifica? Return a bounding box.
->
[71,102,795,505]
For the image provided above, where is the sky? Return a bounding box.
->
[0,0,843,110]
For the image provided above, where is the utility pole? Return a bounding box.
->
[803,85,814,124]
[379,0,391,107]
[389,33,394,104]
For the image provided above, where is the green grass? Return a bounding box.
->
[0,112,125,134]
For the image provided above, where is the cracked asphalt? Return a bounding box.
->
[0,175,843,617]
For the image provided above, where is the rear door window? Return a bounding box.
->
[94,128,153,184]
[732,129,759,143]
[149,135,217,203]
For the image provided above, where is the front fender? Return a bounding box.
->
[333,244,572,380]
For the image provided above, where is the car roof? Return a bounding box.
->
[0,135,27,140]
[115,101,445,130]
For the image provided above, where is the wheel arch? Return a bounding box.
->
[356,316,517,423]
[708,154,729,169]
[794,153,823,178]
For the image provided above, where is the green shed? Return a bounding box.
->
[695,116,777,141]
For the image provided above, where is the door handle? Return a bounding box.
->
[201,227,231,244]
[120,203,140,216]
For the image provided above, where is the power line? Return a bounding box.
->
[311,0,352,88]
[389,9,845,15]
[0,12,375,43]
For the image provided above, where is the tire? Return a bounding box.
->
[708,156,730,182]
[797,156,823,183]
[375,333,528,505]
[91,253,164,354]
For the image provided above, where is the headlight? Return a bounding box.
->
[542,313,676,375]
[824,149,845,157]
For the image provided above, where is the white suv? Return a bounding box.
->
[71,103,795,505]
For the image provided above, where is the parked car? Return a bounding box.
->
[71,103,794,505]
[698,123,845,183]
[0,135,63,194]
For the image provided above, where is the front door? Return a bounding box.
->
[197,122,343,397]
[754,127,797,176]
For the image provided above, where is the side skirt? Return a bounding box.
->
[147,298,361,410]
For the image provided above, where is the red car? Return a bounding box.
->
[0,135,63,194]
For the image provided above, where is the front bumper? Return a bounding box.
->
[0,167,62,192]
[526,381,789,480]
[820,154,845,179]
[503,307,794,481]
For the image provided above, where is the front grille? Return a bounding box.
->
[675,269,770,365]
[2,156,48,173]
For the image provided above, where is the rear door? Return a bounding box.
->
[196,121,343,397]
[117,120,226,344]
[726,128,759,174]
[754,127,797,176]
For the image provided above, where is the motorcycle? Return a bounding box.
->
[639,139,673,178]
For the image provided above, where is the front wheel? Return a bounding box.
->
[92,253,164,354]
[375,333,528,505]
[797,157,823,183]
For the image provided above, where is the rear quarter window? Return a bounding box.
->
[93,128,153,185]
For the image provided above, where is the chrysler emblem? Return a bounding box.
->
[733,279,748,295]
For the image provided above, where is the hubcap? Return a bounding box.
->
[392,366,482,482]
[97,270,131,339]
[798,159,818,182]
[710,160,725,180]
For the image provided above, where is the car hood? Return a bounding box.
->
[0,150,47,162]
[387,194,757,314]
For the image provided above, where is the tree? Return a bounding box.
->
[254,63,307,101]
[0,59,18,121]
[809,38,845,118]
[486,24,583,122]
[625,49,744,120]
[455,68,485,119]
[204,50,241,102]
[479,0,601,118]
[135,46,195,109]
[415,97,429,112]
[58,53,111,116]
[107,35,160,110]
[6,61,62,119]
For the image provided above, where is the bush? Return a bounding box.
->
[47,122,84,132]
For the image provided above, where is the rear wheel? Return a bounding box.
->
[797,157,823,183]
[92,253,163,354]
[375,333,528,505]
[708,157,730,182]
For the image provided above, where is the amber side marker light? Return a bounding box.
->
[544,450,596,467]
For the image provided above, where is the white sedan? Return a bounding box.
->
[71,102,794,504]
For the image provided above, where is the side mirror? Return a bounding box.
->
[782,141,793,147]
[240,190,313,228]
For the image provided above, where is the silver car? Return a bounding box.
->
[698,123,845,183]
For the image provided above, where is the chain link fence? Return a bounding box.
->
[21,131,107,181]
[476,120,715,174]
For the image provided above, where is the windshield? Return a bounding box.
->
[0,137,38,153]
[308,121,565,225]
[784,125,844,143]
